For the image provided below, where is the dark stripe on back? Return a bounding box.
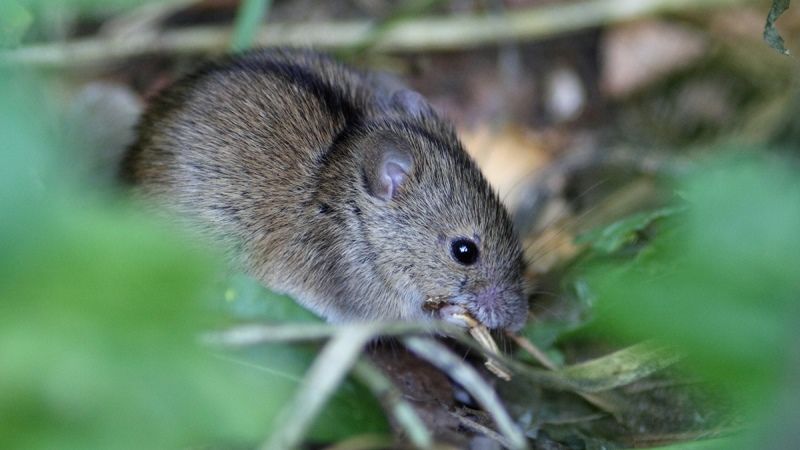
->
[216,55,361,125]
[121,49,364,183]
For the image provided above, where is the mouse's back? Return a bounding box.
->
[123,49,529,331]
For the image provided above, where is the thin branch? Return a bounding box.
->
[0,0,749,68]
[402,336,529,450]
[99,0,196,39]
[506,332,559,371]
[203,322,443,346]
[205,322,573,389]
[448,409,516,449]
[352,358,434,449]
[205,322,681,396]
[506,332,622,416]
[260,325,375,450]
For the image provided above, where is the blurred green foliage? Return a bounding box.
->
[581,154,800,447]
[1,71,280,449]
[18,0,162,14]
[9,0,167,45]
[5,0,800,447]
[0,1,32,47]
[0,63,386,449]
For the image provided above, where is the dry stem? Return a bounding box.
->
[0,0,748,69]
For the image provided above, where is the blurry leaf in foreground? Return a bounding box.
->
[229,344,389,443]
[588,156,800,409]
[212,277,390,442]
[764,0,792,55]
[0,71,356,449]
[0,203,298,449]
[0,0,32,47]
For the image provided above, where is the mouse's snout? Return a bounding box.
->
[475,284,528,331]
[443,283,528,331]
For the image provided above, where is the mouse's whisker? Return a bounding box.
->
[522,177,610,256]
[525,192,608,268]
[531,289,561,299]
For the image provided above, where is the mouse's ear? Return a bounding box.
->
[362,139,413,202]
[391,89,434,118]
[366,73,433,118]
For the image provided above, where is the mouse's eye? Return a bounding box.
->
[450,238,479,266]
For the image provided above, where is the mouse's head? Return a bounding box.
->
[346,96,529,331]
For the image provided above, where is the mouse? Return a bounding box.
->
[121,48,529,331]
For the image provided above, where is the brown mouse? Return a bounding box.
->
[122,48,528,331]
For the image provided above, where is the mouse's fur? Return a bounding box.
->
[122,48,528,330]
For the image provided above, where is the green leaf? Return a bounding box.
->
[576,206,683,254]
[588,157,800,409]
[764,0,792,55]
[311,377,389,441]
[0,69,383,449]
[215,272,322,323]
[0,1,32,47]
[556,343,681,393]
[0,204,293,449]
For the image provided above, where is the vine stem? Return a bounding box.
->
[0,0,748,69]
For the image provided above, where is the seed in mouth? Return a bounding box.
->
[422,295,451,313]
[423,296,512,380]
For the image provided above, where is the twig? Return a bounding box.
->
[99,0,195,39]
[402,336,528,450]
[203,321,442,346]
[506,332,622,416]
[206,322,681,396]
[505,332,559,370]
[352,358,434,449]
[260,325,375,450]
[0,0,749,68]
[448,409,515,449]
[445,333,682,395]
[205,322,573,389]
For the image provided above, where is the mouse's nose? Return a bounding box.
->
[474,284,502,309]
[472,284,528,331]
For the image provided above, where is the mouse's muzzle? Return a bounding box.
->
[425,283,528,331]
[469,284,528,331]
